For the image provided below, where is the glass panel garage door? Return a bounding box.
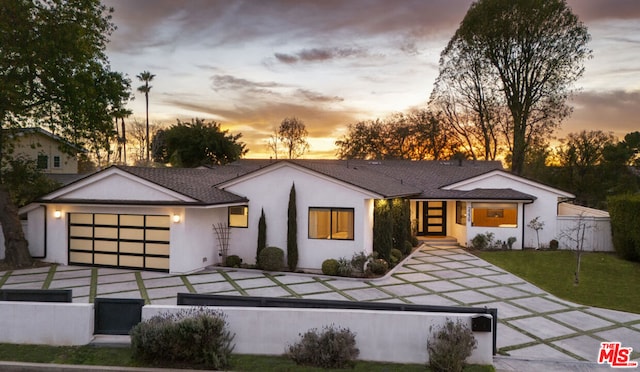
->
[68,213,170,271]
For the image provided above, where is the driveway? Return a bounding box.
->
[1,244,638,371]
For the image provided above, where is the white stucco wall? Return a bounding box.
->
[223,165,376,270]
[447,173,571,249]
[143,305,494,365]
[171,207,227,272]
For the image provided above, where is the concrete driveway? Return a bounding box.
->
[1,244,638,371]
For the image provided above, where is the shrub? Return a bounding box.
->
[256,208,267,265]
[285,325,359,369]
[549,239,559,250]
[373,199,393,261]
[471,232,495,250]
[130,308,235,369]
[259,246,284,271]
[411,235,419,247]
[336,257,353,277]
[608,195,640,262]
[287,184,298,271]
[427,319,477,372]
[390,248,403,265]
[321,259,339,276]
[225,255,242,268]
[350,252,369,274]
[368,258,389,275]
[507,237,517,250]
[403,240,414,255]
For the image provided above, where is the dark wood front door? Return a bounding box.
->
[422,201,446,236]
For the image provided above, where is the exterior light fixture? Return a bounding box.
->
[172,214,181,223]
[54,210,62,219]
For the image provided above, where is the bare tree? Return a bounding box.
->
[559,213,595,285]
[278,117,309,159]
[266,126,282,159]
[129,119,161,165]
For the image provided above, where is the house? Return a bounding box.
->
[11,159,585,273]
[4,127,82,174]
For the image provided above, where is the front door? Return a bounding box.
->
[422,201,446,236]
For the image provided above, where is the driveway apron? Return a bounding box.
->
[1,244,638,371]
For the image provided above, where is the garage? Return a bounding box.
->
[68,213,170,271]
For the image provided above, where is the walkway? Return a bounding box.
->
[1,244,638,371]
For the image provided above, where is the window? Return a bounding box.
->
[53,156,61,168]
[37,155,48,169]
[471,202,517,227]
[456,201,467,225]
[309,207,354,240]
[228,206,248,228]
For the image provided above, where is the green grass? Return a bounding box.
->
[0,344,494,371]
[475,250,640,314]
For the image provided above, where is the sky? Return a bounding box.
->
[103,0,640,159]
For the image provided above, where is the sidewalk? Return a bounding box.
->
[1,244,639,371]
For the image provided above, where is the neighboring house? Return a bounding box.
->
[12,159,598,274]
[6,127,81,174]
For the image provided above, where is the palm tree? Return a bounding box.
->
[136,71,155,163]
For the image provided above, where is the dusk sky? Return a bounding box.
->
[103,0,640,158]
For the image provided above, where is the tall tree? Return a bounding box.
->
[136,70,155,163]
[443,0,591,175]
[151,118,247,167]
[278,117,309,159]
[287,184,298,271]
[256,208,267,265]
[0,0,130,267]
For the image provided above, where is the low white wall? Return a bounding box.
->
[0,301,94,345]
[143,305,494,365]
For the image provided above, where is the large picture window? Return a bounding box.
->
[471,202,518,227]
[308,207,354,240]
[228,206,248,228]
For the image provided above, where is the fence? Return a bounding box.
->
[557,203,613,252]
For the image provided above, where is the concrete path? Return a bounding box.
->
[1,244,638,371]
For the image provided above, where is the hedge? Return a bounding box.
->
[608,194,640,262]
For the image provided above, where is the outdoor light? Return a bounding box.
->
[172,214,181,223]
[54,210,62,219]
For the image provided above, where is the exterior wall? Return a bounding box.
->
[54,173,185,201]
[0,302,94,345]
[448,201,467,244]
[449,173,566,249]
[12,132,78,173]
[224,165,375,269]
[143,305,494,365]
[37,204,223,274]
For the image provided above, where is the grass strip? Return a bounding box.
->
[180,275,196,293]
[134,272,150,304]
[0,344,494,371]
[41,265,57,290]
[264,273,300,298]
[0,271,12,288]
[475,250,640,314]
[89,268,98,303]
[218,270,248,296]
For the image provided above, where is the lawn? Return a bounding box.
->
[474,250,640,314]
[0,344,494,371]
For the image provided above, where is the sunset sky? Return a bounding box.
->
[103,0,640,158]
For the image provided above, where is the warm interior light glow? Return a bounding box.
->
[172,214,181,223]
[54,210,62,219]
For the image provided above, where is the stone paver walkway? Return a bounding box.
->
[1,244,639,371]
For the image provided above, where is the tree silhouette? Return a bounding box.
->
[136,70,155,163]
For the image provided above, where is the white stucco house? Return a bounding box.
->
[10,159,592,274]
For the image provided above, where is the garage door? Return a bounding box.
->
[68,213,170,271]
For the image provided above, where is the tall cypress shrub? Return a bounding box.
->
[391,198,411,252]
[256,208,267,265]
[373,199,393,261]
[287,184,298,271]
[608,195,640,262]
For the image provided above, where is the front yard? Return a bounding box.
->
[474,250,640,314]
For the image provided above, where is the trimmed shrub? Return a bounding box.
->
[368,258,389,275]
[225,255,242,268]
[321,259,339,276]
[391,198,412,251]
[549,239,559,250]
[256,208,267,265]
[471,232,496,250]
[130,308,235,369]
[373,199,393,261]
[608,195,640,262]
[259,246,284,271]
[427,319,477,372]
[403,240,414,255]
[390,248,403,265]
[287,184,298,271]
[350,252,369,274]
[507,237,517,250]
[286,325,359,369]
[336,257,353,277]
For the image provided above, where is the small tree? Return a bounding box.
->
[256,208,267,265]
[527,217,545,249]
[559,213,595,285]
[287,184,298,271]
